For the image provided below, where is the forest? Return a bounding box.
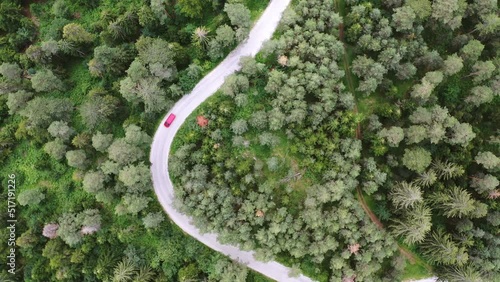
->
[0,0,498,281]
[169,0,499,281]
[0,0,274,281]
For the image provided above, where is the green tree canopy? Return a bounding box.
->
[391,204,432,245]
[390,181,423,210]
[392,6,416,32]
[47,121,75,141]
[82,171,107,194]
[430,186,477,218]
[92,131,114,152]
[79,95,118,129]
[108,139,144,165]
[177,0,206,18]
[475,151,499,170]
[142,212,164,229]
[422,229,469,265]
[6,90,33,115]
[224,3,251,29]
[31,69,64,93]
[66,150,88,169]
[465,85,494,107]
[88,45,130,77]
[460,39,484,62]
[0,62,22,82]
[118,162,152,193]
[43,139,67,160]
[19,97,73,128]
[62,23,94,44]
[442,54,463,76]
[378,126,404,147]
[402,147,432,173]
[406,0,432,19]
[18,189,45,206]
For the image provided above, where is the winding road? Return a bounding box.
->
[150,1,437,281]
[150,1,313,281]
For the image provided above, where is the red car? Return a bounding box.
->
[164,113,176,128]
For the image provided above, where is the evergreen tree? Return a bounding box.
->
[439,265,484,282]
[422,229,469,265]
[430,186,476,218]
[390,181,422,210]
[391,204,432,244]
[113,257,137,282]
[414,169,438,188]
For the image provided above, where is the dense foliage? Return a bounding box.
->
[0,0,273,281]
[0,0,498,281]
[346,0,499,280]
[171,0,499,281]
[171,1,400,281]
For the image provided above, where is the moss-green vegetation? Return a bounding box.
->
[1,0,498,281]
[402,262,430,281]
[170,0,499,281]
[0,0,273,281]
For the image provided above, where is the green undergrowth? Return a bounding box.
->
[0,0,277,281]
[171,88,314,216]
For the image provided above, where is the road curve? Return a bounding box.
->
[150,1,438,281]
[149,1,313,281]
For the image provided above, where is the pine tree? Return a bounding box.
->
[432,160,464,180]
[391,204,432,245]
[390,181,422,210]
[430,186,476,218]
[439,265,484,282]
[414,169,437,187]
[422,229,469,265]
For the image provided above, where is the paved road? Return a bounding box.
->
[150,1,437,281]
[150,1,313,281]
